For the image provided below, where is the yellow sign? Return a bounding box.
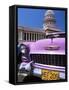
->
[41,69,59,80]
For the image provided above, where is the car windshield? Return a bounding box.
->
[46,32,65,38]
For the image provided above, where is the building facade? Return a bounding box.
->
[18,27,46,42]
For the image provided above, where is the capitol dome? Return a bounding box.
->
[44,10,55,16]
[43,10,56,29]
[44,10,56,22]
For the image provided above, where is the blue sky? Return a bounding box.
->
[18,8,65,31]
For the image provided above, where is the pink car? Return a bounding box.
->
[29,32,66,80]
[19,32,66,81]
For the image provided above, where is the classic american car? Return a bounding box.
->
[18,32,66,81]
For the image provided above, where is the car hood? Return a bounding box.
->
[30,38,65,55]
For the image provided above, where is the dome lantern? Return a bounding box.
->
[43,10,56,30]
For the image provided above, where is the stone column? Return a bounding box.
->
[27,33,28,41]
[41,34,43,39]
[26,32,27,41]
[31,33,32,41]
[22,32,24,41]
[28,32,30,41]
[39,34,41,39]
[39,34,40,40]
[38,33,40,40]
[37,33,38,40]
[20,31,22,41]
[36,33,37,41]
[34,33,35,41]
[32,33,33,41]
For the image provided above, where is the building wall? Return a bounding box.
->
[18,29,46,42]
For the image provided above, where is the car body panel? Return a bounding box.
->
[29,38,65,55]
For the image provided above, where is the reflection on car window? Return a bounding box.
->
[46,33,65,38]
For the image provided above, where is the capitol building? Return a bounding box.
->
[18,10,61,43]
